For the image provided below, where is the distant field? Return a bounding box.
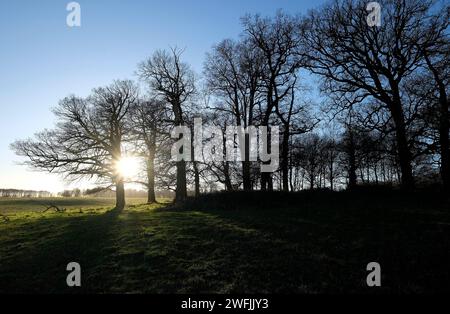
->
[0,197,147,214]
[0,191,449,293]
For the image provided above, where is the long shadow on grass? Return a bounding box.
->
[175,191,450,293]
[2,194,449,294]
[0,209,121,293]
[131,208,331,293]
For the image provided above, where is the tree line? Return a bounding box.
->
[0,189,52,198]
[11,0,449,209]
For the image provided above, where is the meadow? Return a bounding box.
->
[0,191,449,293]
[0,197,146,214]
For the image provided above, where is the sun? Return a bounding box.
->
[115,157,140,179]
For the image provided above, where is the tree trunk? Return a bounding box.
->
[242,132,252,191]
[175,160,187,203]
[390,97,414,190]
[146,153,156,204]
[267,174,273,191]
[261,173,267,191]
[374,164,379,184]
[360,168,365,183]
[173,103,187,203]
[289,166,294,192]
[329,161,334,191]
[193,161,200,197]
[347,129,357,190]
[262,129,274,192]
[242,161,251,191]
[423,52,449,191]
[224,162,233,191]
[438,84,450,191]
[281,132,290,192]
[115,179,125,210]
[309,165,315,190]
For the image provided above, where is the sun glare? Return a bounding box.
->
[115,157,140,179]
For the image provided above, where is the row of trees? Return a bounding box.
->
[59,188,173,199]
[0,188,171,199]
[289,130,425,191]
[0,189,52,198]
[300,0,449,191]
[12,0,449,209]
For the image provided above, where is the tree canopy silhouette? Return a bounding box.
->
[11,80,138,210]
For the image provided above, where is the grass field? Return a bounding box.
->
[0,191,449,293]
[0,197,147,214]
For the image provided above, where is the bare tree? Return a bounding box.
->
[294,134,323,190]
[128,98,168,203]
[138,48,196,203]
[204,38,263,191]
[11,80,138,210]
[242,11,303,191]
[300,0,438,189]
[417,4,450,190]
[276,82,318,191]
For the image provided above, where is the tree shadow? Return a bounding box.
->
[0,208,120,293]
[2,194,449,294]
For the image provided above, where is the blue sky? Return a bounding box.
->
[0,0,326,192]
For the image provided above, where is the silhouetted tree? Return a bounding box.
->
[242,11,302,190]
[138,48,196,203]
[204,38,263,191]
[11,80,138,210]
[300,0,439,189]
[128,98,167,203]
[417,5,449,190]
[276,83,318,191]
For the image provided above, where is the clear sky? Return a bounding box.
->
[0,0,326,193]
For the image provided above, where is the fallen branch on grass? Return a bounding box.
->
[0,213,10,222]
[42,204,67,213]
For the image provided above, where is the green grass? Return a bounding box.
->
[0,197,147,214]
[0,192,449,294]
